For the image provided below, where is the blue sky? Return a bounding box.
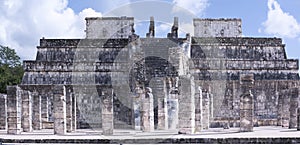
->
[0,0,299,62]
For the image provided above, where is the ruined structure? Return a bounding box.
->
[0,17,299,135]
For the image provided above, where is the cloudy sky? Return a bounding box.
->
[0,0,299,61]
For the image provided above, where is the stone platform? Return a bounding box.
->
[1,126,300,144]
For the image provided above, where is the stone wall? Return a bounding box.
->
[85,17,134,39]
[191,38,286,60]
[194,18,242,37]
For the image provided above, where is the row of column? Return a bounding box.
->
[5,81,298,135]
[5,84,152,136]
[5,85,77,135]
[238,74,300,132]
[132,76,214,134]
[1,79,216,135]
[131,77,183,133]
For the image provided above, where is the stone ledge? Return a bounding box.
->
[2,137,300,144]
[2,127,300,144]
[192,37,283,46]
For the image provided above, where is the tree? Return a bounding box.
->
[0,45,24,93]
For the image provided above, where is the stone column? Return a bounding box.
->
[297,108,300,131]
[157,97,168,130]
[282,89,290,127]
[41,94,49,126]
[53,85,67,135]
[178,75,195,134]
[209,93,214,122]
[289,88,298,129]
[66,90,73,132]
[202,88,210,130]
[150,78,168,130]
[195,86,203,132]
[277,91,282,126]
[167,98,178,130]
[239,74,254,132]
[101,88,114,135]
[48,93,54,122]
[169,87,179,129]
[71,94,77,131]
[21,90,33,132]
[6,86,22,134]
[0,94,7,130]
[141,87,154,132]
[133,87,142,130]
[32,91,42,130]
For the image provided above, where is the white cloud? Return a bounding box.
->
[262,0,300,38]
[0,0,101,60]
[172,0,209,16]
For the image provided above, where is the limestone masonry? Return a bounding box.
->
[0,16,299,135]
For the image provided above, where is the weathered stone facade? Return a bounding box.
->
[0,16,299,135]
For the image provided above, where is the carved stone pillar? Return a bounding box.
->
[66,89,73,132]
[297,108,300,131]
[141,87,154,132]
[157,97,168,130]
[48,93,54,122]
[195,86,203,132]
[282,89,290,127]
[0,94,7,130]
[150,78,168,130]
[32,91,42,130]
[53,86,67,135]
[209,93,214,122]
[101,88,114,135]
[202,88,210,130]
[289,88,299,129]
[146,16,155,38]
[6,86,22,134]
[167,17,178,38]
[41,93,49,128]
[178,75,195,134]
[277,91,282,126]
[169,87,179,129]
[21,90,33,132]
[239,74,254,132]
[71,93,77,131]
[133,87,142,130]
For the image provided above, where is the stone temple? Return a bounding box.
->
[0,16,299,135]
